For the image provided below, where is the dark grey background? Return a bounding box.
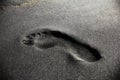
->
[0,0,120,80]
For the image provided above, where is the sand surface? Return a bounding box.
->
[0,0,120,80]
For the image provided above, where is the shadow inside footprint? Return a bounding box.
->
[21,29,102,62]
[49,30,102,62]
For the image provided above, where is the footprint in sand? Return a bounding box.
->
[21,29,102,62]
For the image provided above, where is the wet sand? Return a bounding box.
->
[0,0,120,80]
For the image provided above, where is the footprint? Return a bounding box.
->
[21,29,102,62]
